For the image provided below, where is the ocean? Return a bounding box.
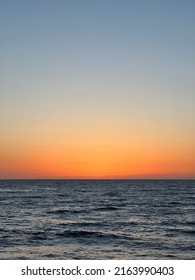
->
[0,179,194,259]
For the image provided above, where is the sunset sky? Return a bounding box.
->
[0,0,195,179]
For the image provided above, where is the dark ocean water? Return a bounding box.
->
[0,179,194,259]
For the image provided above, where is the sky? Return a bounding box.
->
[0,0,195,179]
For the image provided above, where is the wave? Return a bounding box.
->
[94,206,119,211]
[47,209,87,214]
[168,228,195,236]
[55,230,134,241]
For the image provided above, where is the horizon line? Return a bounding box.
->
[0,177,195,180]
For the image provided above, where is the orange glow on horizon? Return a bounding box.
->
[1,115,195,179]
[1,137,194,179]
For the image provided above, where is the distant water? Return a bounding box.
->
[0,180,194,259]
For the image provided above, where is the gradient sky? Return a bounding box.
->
[0,0,195,179]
